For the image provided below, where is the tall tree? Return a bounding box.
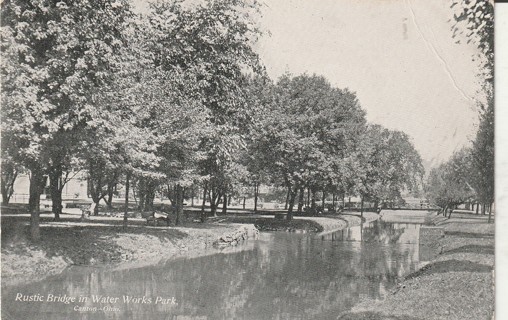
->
[450,0,494,221]
[144,0,264,220]
[1,0,135,239]
[254,74,366,219]
[426,148,475,218]
[470,97,494,221]
[355,125,425,213]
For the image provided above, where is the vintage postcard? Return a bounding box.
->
[1,0,496,319]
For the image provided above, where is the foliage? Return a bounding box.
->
[469,96,494,205]
[1,0,431,234]
[448,0,494,218]
[1,0,136,235]
[252,73,367,218]
[355,125,424,207]
[425,148,475,211]
[450,0,494,80]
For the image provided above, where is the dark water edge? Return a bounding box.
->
[2,220,423,320]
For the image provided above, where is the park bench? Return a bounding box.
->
[80,202,96,217]
[145,211,170,226]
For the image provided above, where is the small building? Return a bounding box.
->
[10,172,89,204]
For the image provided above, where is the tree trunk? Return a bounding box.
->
[285,186,290,210]
[222,193,228,215]
[132,180,138,205]
[29,166,45,241]
[175,184,183,225]
[210,196,216,217]
[481,203,486,215]
[488,201,493,223]
[28,168,46,213]
[254,182,259,213]
[321,191,326,212]
[105,181,115,209]
[30,199,41,241]
[144,180,156,212]
[360,197,364,218]
[49,168,63,220]
[447,205,453,219]
[310,189,317,215]
[210,188,218,217]
[297,186,305,214]
[137,178,146,211]
[332,194,336,212]
[243,196,246,210]
[90,182,101,216]
[286,184,298,221]
[200,183,208,222]
[123,171,130,228]
[88,162,104,216]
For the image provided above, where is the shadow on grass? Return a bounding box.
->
[1,215,191,263]
[338,311,423,320]
[442,244,494,256]
[1,214,225,242]
[3,223,192,265]
[445,231,494,239]
[405,259,493,280]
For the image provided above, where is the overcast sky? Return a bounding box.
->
[133,0,484,169]
[256,0,484,169]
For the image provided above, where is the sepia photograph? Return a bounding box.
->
[0,0,496,319]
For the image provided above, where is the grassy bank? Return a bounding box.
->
[339,211,495,320]
[1,208,257,287]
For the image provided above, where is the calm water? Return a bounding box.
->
[2,220,422,320]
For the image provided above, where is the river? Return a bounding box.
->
[2,219,426,320]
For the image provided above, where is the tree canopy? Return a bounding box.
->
[1,0,432,239]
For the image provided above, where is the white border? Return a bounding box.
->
[495,3,508,320]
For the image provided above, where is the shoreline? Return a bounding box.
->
[3,209,493,319]
[1,209,443,291]
[1,210,379,288]
[219,211,380,234]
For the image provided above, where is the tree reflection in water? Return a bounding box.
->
[2,221,421,320]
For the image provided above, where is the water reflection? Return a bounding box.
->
[2,221,421,320]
